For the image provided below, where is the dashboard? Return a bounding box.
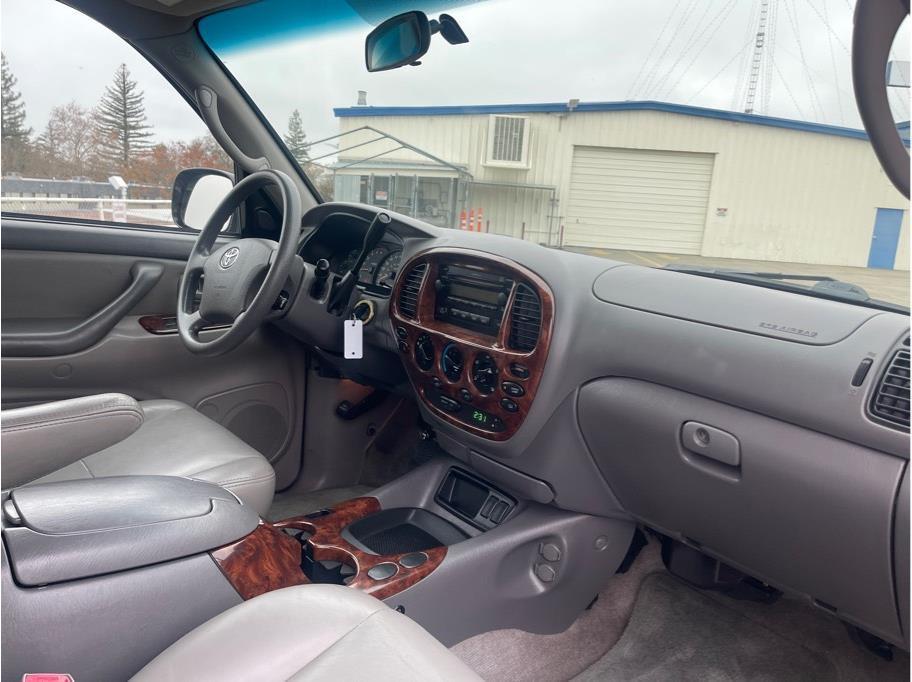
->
[284,201,909,649]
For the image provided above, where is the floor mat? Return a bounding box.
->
[266,485,372,521]
[699,583,909,682]
[574,573,836,682]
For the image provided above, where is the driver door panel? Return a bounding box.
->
[1,217,306,489]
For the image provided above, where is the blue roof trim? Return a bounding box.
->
[334,100,880,142]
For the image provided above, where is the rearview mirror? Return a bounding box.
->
[172,168,234,231]
[365,11,431,72]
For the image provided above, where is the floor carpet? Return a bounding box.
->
[698,582,909,682]
[266,485,372,521]
[453,536,909,681]
[574,573,835,681]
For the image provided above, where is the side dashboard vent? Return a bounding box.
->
[398,263,427,319]
[871,349,911,430]
[509,283,542,352]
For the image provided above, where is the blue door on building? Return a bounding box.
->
[867,208,905,269]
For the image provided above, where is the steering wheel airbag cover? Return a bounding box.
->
[176,169,302,356]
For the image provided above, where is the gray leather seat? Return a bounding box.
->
[1,393,275,515]
[132,584,481,681]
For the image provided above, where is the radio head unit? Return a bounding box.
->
[434,264,513,336]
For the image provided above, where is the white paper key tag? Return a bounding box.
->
[344,319,363,359]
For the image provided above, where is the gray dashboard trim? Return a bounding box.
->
[391,227,910,464]
[894,465,909,646]
[592,264,884,345]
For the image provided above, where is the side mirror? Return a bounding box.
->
[171,168,234,230]
[365,11,431,72]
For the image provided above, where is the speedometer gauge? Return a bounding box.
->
[374,250,402,288]
[358,247,388,284]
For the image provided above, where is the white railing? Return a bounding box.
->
[1,196,174,227]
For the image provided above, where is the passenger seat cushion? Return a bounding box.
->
[27,400,276,516]
[1,393,143,489]
[131,585,481,682]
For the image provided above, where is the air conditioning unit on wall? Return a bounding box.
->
[485,115,530,169]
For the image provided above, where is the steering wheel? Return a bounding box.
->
[852,0,910,198]
[177,169,302,356]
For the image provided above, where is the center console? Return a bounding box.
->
[209,467,518,602]
[2,460,634,680]
[210,497,461,601]
[390,248,554,440]
[1,476,256,682]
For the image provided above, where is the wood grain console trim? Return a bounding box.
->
[389,248,555,440]
[212,498,446,601]
[211,522,310,600]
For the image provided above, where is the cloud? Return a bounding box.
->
[2,0,908,150]
[1,0,211,143]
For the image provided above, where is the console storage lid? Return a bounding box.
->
[3,476,259,586]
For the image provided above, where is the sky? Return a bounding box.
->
[1,0,909,152]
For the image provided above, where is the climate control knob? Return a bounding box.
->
[414,334,434,371]
[471,352,498,394]
[441,343,465,382]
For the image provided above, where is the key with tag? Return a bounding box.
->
[344,319,363,359]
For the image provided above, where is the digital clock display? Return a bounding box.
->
[471,409,490,425]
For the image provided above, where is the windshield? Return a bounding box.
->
[199,0,910,308]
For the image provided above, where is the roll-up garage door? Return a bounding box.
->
[565,146,714,254]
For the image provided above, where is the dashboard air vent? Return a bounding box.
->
[509,283,542,352]
[398,263,427,319]
[871,349,910,430]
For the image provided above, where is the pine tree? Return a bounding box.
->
[283,109,309,165]
[94,63,153,175]
[1,52,32,173]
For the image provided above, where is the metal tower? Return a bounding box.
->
[743,0,770,114]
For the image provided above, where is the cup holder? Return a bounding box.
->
[282,527,313,542]
[311,559,357,585]
[301,541,357,586]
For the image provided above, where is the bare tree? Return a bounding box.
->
[38,101,95,178]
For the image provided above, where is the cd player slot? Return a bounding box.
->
[435,264,513,336]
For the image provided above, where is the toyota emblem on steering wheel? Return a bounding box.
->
[220,247,241,269]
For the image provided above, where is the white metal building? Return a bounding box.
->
[331,101,910,271]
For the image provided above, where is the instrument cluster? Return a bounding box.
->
[298,211,404,296]
[332,245,403,290]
